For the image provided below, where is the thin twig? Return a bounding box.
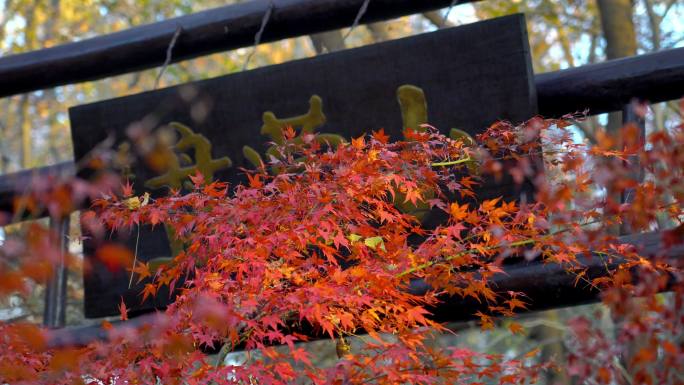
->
[154,25,183,90]
[431,156,471,167]
[343,0,371,42]
[128,224,141,289]
[243,1,274,71]
[396,216,614,278]
[397,237,537,278]
[442,0,459,26]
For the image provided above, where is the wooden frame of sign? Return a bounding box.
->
[69,14,537,318]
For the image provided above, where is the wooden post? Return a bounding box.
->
[43,216,69,328]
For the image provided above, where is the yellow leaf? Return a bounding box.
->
[124,196,140,210]
[124,192,150,210]
[347,233,362,243]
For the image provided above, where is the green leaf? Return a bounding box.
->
[364,236,385,251]
[449,128,475,146]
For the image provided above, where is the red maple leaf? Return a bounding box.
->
[118,297,129,321]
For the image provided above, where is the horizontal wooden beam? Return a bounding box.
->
[2,46,684,219]
[0,0,476,98]
[0,162,74,193]
[0,162,74,221]
[424,231,681,321]
[45,231,682,349]
[0,0,680,108]
[536,46,684,117]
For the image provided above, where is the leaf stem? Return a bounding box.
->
[397,238,536,278]
[430,157,472,167]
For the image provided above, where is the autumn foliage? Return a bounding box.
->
[1,112,683,384]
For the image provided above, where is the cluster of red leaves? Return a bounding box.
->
[566,270,683,385]
[1,114,683,384]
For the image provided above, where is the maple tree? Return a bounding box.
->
[1,109,683,384]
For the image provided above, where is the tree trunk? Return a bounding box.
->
[596,0,637,134]
[597,0,637,60]
[596,0,638,236]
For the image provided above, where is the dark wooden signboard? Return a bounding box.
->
[69,14,537,318]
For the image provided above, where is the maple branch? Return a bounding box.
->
[128,224,141,289]
[397,237,537,278]
[430,156,472,167]
[397,215,624,278]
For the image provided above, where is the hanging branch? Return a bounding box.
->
[243,0,275,71]
[153,25,183,90]
[343,0,371,42]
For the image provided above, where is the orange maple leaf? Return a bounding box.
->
[449,202,469,221]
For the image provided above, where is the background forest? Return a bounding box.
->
[0,1,683,383]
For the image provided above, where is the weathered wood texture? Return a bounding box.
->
[46,230,684,349]
[0,0,478,98]
[68,15,537,318]
[537,45,684,116]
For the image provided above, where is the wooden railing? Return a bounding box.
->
[0,0,479,98]
[44,231,684,348]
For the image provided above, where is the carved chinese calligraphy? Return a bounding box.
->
[243,95,345,169]
[145,122,232,190]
